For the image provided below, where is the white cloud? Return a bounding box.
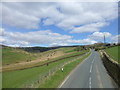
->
[2,4,40,29]
[89,31,112,40]
[50,43,68,46]
[56,2,117,32]
[1,2,118,46]
[1,28,97,46]
[111,35,120,43]
[70,22,108,33]
[0,28,5,36]
[88,32,120,43]
[0,36,5,43]
[3,30,72,46]
[2,2,118,32]
[67,39,97,45]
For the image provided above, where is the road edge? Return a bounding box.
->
[58,50,92,88]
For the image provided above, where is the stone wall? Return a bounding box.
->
[100,51,120,87]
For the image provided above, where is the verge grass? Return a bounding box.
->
[105,46,119,63]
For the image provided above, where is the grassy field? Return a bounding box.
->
[105,46,119,63]
[3,49,89,88]
[3,49,88,72]
[2,47,36,65]
[2,47,76,65]
[2,46,87,72]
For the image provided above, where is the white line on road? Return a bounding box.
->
[92,58,94,64]
[89,77,91,88]
[58,73,70,88]
[90,57,95,73]
[96,65,103,88]
[90,66,92,73]
[89,56,95,88]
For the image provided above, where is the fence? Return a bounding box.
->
[100,51,120,87]
[23,52,90,88]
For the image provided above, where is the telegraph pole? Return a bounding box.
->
[104,34,106,44]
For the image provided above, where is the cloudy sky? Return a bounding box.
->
[0,2,119,47]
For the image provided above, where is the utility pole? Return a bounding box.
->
[104,34,106,44]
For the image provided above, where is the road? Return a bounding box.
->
[59,50,118,88]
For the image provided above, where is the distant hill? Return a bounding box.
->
[1,45,59,53]
[1,44,84,53]
[20,45,89,53]
[19,47,59,53]
[1,44,79,65]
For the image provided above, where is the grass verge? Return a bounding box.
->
[105,46,119,63]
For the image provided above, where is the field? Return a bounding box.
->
[2,47,87,72]
[3,50,89,88]
[105,46,119,63]
[2,47,37,65]
[2,46,76,65]
[2,46,90,88]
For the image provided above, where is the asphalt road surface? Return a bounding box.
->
[59,50,118,88]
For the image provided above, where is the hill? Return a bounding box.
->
[2,45,83,65]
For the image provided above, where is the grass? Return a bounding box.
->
[57,47,75,53]
[39,52,90,88]
[2,47,75,65]
[2,47,36,65]
[2,50,89,88]
[105,46,119,63]
[64,48,76,53]
[3,48,88,72]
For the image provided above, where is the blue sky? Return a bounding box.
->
[0,2,119,47]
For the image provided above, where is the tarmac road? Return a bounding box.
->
[59,50,118,88]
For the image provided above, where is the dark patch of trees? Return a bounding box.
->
[19,45,85,53]
[19,47,59,53]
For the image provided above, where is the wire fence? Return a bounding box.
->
[23,51,90,88]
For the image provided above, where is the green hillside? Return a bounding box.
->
[2,47,36,65]
[2,46,80,65]
[105,46,119,63]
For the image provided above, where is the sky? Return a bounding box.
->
[0,1,119,47]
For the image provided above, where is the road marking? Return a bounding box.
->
[96,65,103,88]
[58,73,70,88]
[90,57,95,73]
[58,51,92,88]
[89,55,95,88]
[92,58,94,64]
[90,65,92,73]
[89,77,91,88]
